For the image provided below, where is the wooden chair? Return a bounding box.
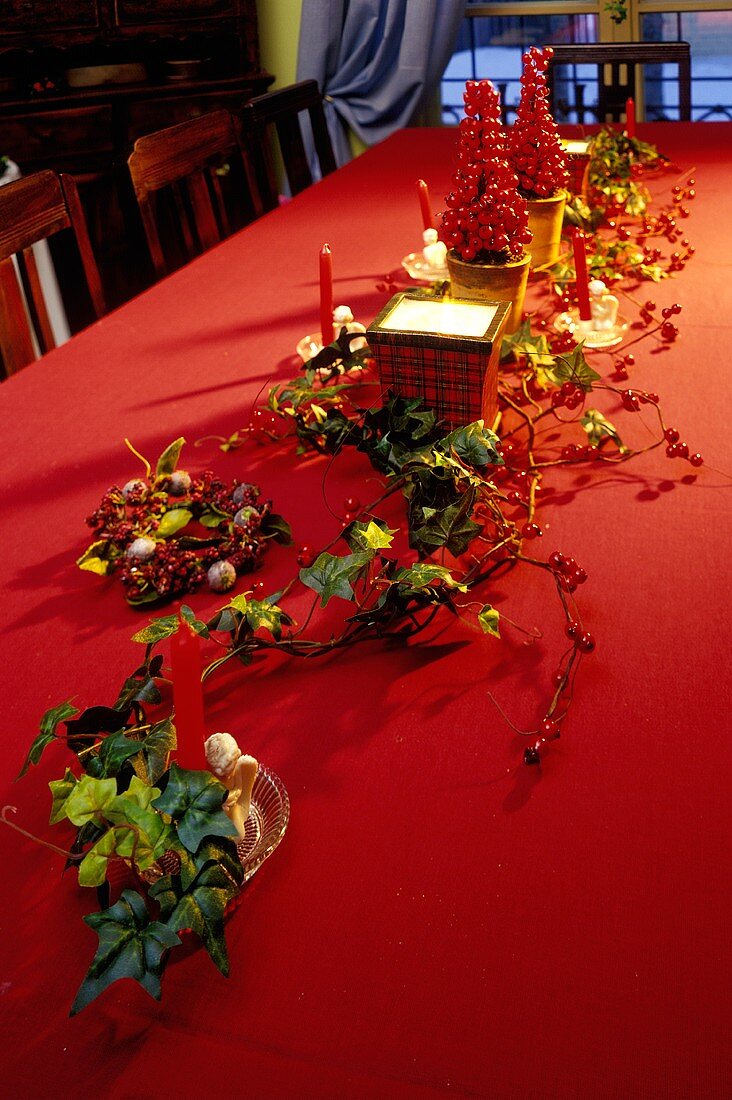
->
[241,79,337,212]
[127,110,261,279]
[547,42,692,123]
[0,169,106,377]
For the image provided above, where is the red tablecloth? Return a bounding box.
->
[0,124,729,1099]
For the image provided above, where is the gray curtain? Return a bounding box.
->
[296,0,465,164]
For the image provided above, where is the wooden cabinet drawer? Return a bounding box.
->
[126,92,250,142]
[0,106,114,166]
[114,0,236,25]
[0,1,98,32]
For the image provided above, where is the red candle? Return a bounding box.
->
[625,97,636,139]
[170,617,207,771]
[572,227,592,321]
[417,178,435,231]
[319,243,333,348]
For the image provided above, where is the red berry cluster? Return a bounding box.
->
[549,551,588,594]
[507,46,569,199]
[441,79,532,263]
[551,381,585,411]
[664,427,703,466]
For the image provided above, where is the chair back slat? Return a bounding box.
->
[128,109,260,279]
[547,42,692,123]
[0,258,36,374]
[242,80,337,211]
[0,170,106,376]
[20,247,56,356]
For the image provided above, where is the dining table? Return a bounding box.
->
[0,122,729,1100]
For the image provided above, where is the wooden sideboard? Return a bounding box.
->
[0,0,273,309]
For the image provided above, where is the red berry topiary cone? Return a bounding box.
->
[508,46,569,199]
[441,79,532,265]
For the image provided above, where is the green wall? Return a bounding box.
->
[256,0,303,89]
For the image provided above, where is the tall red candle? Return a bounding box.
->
[170,617,207,771]
[625,97,636,138]
[417,178,435,231]
[572,228,592,321]
[319,243,333,348]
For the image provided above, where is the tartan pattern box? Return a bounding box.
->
[366,291,510,430]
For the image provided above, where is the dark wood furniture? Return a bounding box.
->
[547,43,692,123]
[0,169,105,375]
[128,109,260,277]
[0,1,271,303]
[241,79,337,212]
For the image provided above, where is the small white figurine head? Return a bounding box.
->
[422,228,439,245]
[204,732,242,779]
[333,304,354,325]
[589,279,607,298]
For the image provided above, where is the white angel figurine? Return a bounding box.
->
[421,227,448,270]
[204,732,258,838]
[588,279,620,331]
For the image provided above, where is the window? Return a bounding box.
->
[442,1,732,122]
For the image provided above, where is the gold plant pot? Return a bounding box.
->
[526,190,567,268]
[446,250,530,333]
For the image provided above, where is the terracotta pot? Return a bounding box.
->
[526,190,567,268]
[446,250,530,333]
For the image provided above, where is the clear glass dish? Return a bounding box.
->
[236,765,290,881]
[555,310,629,349]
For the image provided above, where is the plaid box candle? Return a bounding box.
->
[366,291,510,430]
[561,138,591,198]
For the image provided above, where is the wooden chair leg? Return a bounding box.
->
[0,258,36,375]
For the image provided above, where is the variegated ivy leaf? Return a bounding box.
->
[299,551,372,607]
[580,408,628,452]
[394,563,468,593]
[344,519,397,553]
[49,769,78,824]
[549,344,601,393]
[77,540,116,575]
[478,605,501,638]
[131,614,180,645]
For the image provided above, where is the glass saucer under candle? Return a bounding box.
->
[555,310,629,349]
[236,764,290,881]
[401,251,449,283]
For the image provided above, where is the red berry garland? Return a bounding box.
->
[441,79,532,263]
[507,46,569,199]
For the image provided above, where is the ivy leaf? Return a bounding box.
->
[63,776,118,827]
[580,408,628,452]
[131,614,180,645]
[17,699,79,779]
[410,495,481,558]
[243,598,292,642]
[133,719,176,785]
[155,508,192,538]
[76,540,115,575]
[155,437,186,479]
[395,563,468,593]
[114,663,161,712]
[49,769,78,824]
[260,512,293,545]
[435,421,503,469]
[152,764,238,853]
[70,889,180,1015]
[549,344,600,393]
[500,318,555,370]
[78,827,123,887]
[86,731,143,779]
[148,852,233,975]
[180,605,210,640]
[478,604,501,638]
[207,607,241,634]
[343,519,397,553]
[299,551,372,607]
